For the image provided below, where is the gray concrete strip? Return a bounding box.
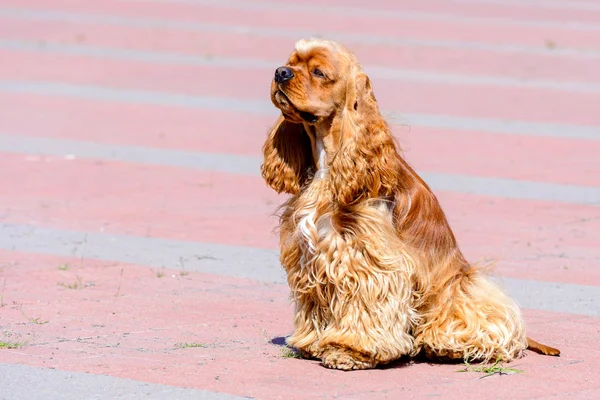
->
[1,133,600,205]
[501,277,600,320]
[3,39,600,94]
[0,363,248,400]
[0,80,599,141]
[0,39,275,70]
[0,80,271,114]
[366,65,600,94]
[3,134,600,204]
[419,172,600,206]
[0,222,286,285]
[1,7,600,58]
[135,0,600,31]
[0,222,599,317]
[392,113,600,140]
[0,133,259,176]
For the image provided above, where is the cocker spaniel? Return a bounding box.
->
[261,38,560,370]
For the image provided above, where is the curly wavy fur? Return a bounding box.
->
[261,38,559,370]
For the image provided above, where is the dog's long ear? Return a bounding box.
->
[330,68,402,205]
[345,68,378,115]
[261,115,313,194]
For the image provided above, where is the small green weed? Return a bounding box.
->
[175,342,205,349]
[0,341,25,349]
[280,347,302,359]
[57,275,84,289]
[58,264,70,271]
[458,359,524,378]
[114,267,124,297]
[20,308,48,325]
[0,279,6,307]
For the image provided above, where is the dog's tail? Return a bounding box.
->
[527,337,560,356]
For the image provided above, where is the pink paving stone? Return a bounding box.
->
[0,154,599,286]
[0,250,598,399]
[2,49,600,126]
[284,0,600,25]
[1,0,599,397]
[2,19,600,83]
[6,0,600,49]
[10,0,600,25]
[0,94,273,157]
[2,94,600,187]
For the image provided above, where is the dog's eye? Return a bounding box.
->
[312,68,325,78]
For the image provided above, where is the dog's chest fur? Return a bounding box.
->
[284,167,405,293]
[294,182,392,258]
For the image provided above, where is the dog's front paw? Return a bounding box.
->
[286,335,321,360]
[321,346,377,371]
[298,346,320,360]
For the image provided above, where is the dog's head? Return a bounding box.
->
[262,39,398,203]
[270,38,375,126]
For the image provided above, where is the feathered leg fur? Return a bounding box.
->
[413,265,527,362]
[280,189,418,370]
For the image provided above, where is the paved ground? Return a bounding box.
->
[1,0,599,399]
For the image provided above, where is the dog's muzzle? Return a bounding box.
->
[274,66,294,83]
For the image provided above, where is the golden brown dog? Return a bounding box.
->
[261,38,559,370]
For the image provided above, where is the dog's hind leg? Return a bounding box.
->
[414,271,527,362]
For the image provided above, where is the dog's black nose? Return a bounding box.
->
[274,66,294,83]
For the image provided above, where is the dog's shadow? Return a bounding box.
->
[270,336,288,346]
[270,336,457,370]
